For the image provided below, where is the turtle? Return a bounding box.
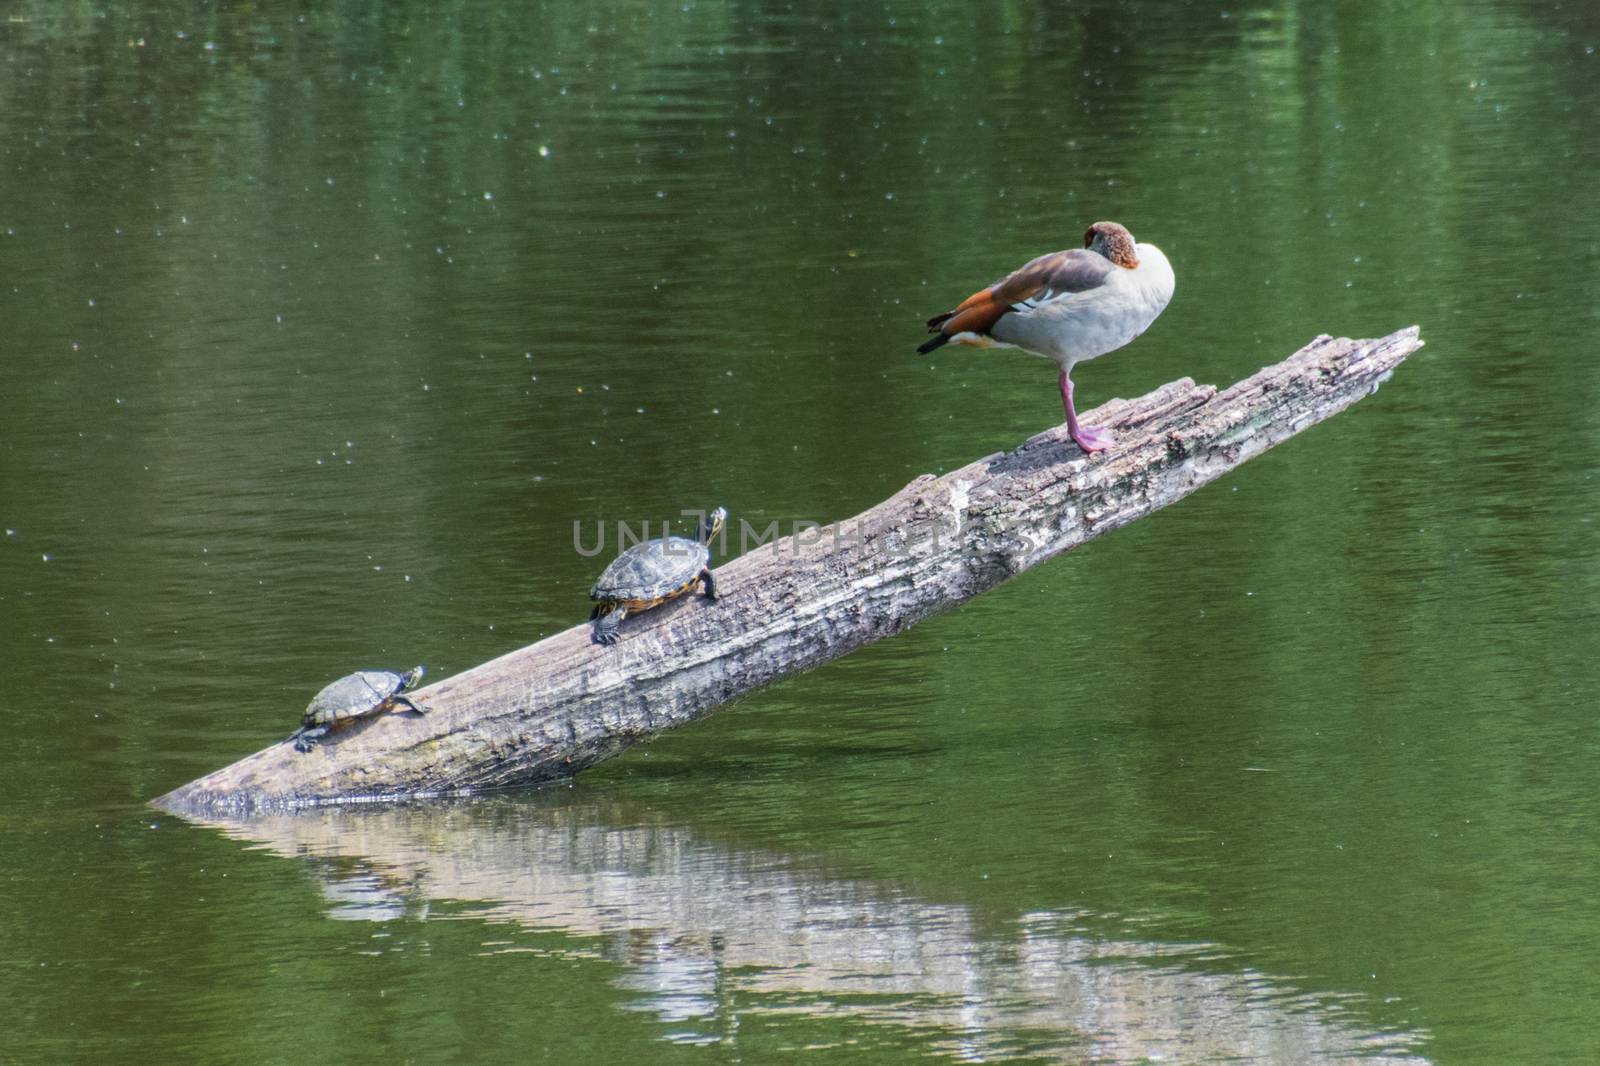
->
[290,665,427,752]
[589,507,726,645]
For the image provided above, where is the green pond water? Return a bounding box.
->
[3,1,1598,1062]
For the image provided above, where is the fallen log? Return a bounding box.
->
[155,327,1423,813]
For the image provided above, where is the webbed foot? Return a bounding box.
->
[1068,424,1115,453]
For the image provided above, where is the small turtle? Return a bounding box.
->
[589,507,726,645]
[290,666,427,752]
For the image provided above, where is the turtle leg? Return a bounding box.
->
[394,695,427,715]
[293,726,327,753]
[593,605,627,646]
[699,567,718,601]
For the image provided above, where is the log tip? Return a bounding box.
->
[150,741,296,818]
[1363,324,1425,366]
[150,783,216,818]
[151,779,247,818]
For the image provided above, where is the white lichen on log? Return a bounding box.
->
[155,327,1423,813]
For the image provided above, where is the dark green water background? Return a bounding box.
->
[3,2,1598,1063]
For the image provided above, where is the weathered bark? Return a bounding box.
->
[155,327,1423,813]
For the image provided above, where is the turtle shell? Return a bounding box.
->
[302,670,406,728]
[591,536,710,604]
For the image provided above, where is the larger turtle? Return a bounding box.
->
[290,666,427,752]
[589,507,726,645]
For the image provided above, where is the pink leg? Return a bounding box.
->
[1059,370,1114,453]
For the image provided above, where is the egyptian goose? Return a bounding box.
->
[918,221,1175,453]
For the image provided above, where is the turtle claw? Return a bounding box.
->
[592,608,625,646]
[292,728,324,754]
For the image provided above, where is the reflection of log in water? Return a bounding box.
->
[201,796,1431,1064]
[158,328,1423,810]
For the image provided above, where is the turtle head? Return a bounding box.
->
[400,665,426,690]
[699,507,728,549]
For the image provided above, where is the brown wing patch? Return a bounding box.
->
[924,249,1114,340]
[932,287,1011,337]
[995,250,1116,305]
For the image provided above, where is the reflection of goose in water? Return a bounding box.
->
[201,797,1429,1065]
